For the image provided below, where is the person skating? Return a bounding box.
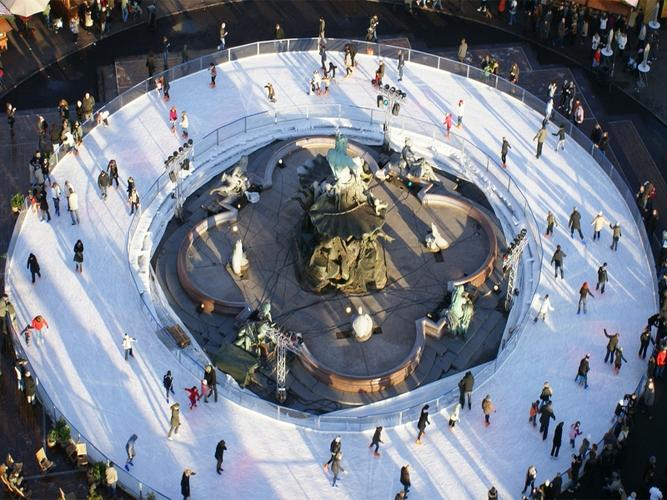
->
[318,16,325,38]
[551,422,564,457]
[73,239,84,273]
[639,326,654,359]
[128,187,140,215]
[591,212,608,240]
[458,370,474,409]
[180,111,189,138]
[613,347,627,374]
[604,329,620,363]
[107,159,119,188]
[577,282,594,314]
[124,434,137,471]
[67,186,80,225]
[25,315,49,346]
[400,464,411,497]
[167,403,180,440]
[596,263,608,293]
[369,426,383,456]
[397,49,405,81]
[215,439,227,474]
[169,106,177,134]
[323,436,341,471]
[97,170,110,199]
[208,63,217,88]
[415,404,430,444]
[38,190,51,221]
[539,381,553,403]
[26,253,41,284]
[569,207,584,240]
[551,245,566,279]
[163,370,175,402]
[264,82,276,103]
[482,394,494,426]
[545,211,558,236]
[49,181,61,216]
[443,112,453,138]
[24,371,36,404]
[500,137,511,167]
[569,421,582,448]
[122,333,136,360]
[204,364,218,402]
[448,403,461,429]
[534,294,554,322]
[6,103,15,132]
[185,386,201,410]
[552,124,566,151]
[456,99,464,128]
[575,354,590,388]
[522,465,537,494]
[330,452,344,487]
[610,222,622,251]
[181,468,196,499]
[533,125,548,159]
[538,401,555,440]
[529,400,539,427]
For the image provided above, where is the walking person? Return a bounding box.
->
[330,452,344,487]
[124,434,137,471]
[577,282,594,314]
[482,394,495,426]
[215,439,227,474]
[448,403,461,429]
[458,370,474,409]
[569,421,582,448]
[98,170,110,199]
[73,239,84,273]
[533,125,548,158]
[500,137,511,167]
[553,124,566,151]
[67,186,80,225]
[538,401,555,440]
[209,63,217,88]
[604,329,620,363]
[415,404,430,444]
[639,327,654,359]
[551,422,564,457]
[167,403,180,440]
[400,464,411,497]
[6,103,16,132]
[575,354,590,388]
[181,468,196,499]
[596,263,608,293]
[397,49,405,81]
[107,160,120,188]
[610,222,622,251]
[456,99,464,128]
[122,333,137,360]
[551,245,566,279]
[38,190,51,222]
[204,364,218,402]
[522,466,537,494]
[217,22,228,50]
[369,426,383,456]
[49,181,61,216]
[163,370,175,402]
[534,294,554,322]
[26,253,41,284]
[591,212,608,240]
[323,436,341,471]
[545,211,557,236]
[568,207,584,240]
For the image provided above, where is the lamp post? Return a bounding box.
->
[375,83,406,152]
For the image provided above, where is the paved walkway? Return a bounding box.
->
[5,48,654,499]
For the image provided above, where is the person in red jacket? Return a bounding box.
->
[185,386,201,410]
[443,112,453,138]
[656,348,667,378]
[23,315,49,346]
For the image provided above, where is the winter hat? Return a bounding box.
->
[459,99,463,104]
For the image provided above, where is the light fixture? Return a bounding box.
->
[345,306,352,314]
[232,225,238,232]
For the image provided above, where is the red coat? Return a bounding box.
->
[31,316,49,331]
[657,350,667,367]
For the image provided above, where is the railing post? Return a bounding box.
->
[521,89,525,102]
[216,128,219,146]
[437,57,441,70]
[495,75,499,88]
[486,157,489,172]
[466,65,470,79]
[256,42,260,55]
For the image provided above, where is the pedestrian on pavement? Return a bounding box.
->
[67,186,80,225]
[569,207,584,240]
[458,370,474,409]
[591,212,609,240]
[167,403,180,440]
[639,327,654,359]
[596,263,608,293]
[539,401,555,440]
[163,370,175,402]
[181,468,196,499]
[500,137,511,167]
[456,99,464,128]
[522,466,537,494]
[569,421,582,448]
[124,434,137,471]
[533,125,548,158]
[448,403,461,429]
[26,253,41,284]
[613,347,627,374]
[122,333,136,360]
[146,52,156,78]
[534,294,554,322]
[573,100,584,127]
[185,386,201,410]
[98,170,110,199]
[551,422,564,457]
[218,22,228,50]
[416,404,430,444]
[604,329,620,363]
[369,426,384,456]
[331,452,344,487]
[577,282,594,314]
[643,378,655,417]
[400,464,411,496]
[73,239,84,273]
[107,159,120,187]
[610,222,622,251]
[323,436,341,471]
[215,439,227,474]
[552,124,566,151]
[482,394,495,426]
[204,364,218,402]
[575,354,590,388]
[551,245,566,279]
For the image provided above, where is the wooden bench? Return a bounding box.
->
[165,325,191,348]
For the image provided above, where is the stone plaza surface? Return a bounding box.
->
[5,49,655,499]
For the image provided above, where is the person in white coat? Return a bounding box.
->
[67,187,79,225]
[591,212,609,241]
[534,294,554,322]
[448,403,461,428]
[122,333,137,360]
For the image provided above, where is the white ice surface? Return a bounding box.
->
[7,51,656,499]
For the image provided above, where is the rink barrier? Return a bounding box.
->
[6,40,656,433]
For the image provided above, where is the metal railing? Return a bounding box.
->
[4,38,656,438]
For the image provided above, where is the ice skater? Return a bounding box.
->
[569,421,582,448]
[482,395,495,426]
[552,123,566,151]
[169,106,177,134]
[500,137,511,167]
[215,439,227,474]
[613,347,627,374]
[204,364,218,402]
[522,466,537,494]
[185,385,201,410]
[369,426,383,456]
[124,434,137,471]
[545,211,557,236]
[575,354,590,388]
[23,315,49,346]
[591,211,608,240]
[610,222,622,251]
[596,263,608,293]
[551,245,566,279]
[568,207,584,240]
[415,404,430,444]
[603,329,620,363]
[73,239,84,273]
[122,333,137,360]
[181,468,196,499]
[551,422,564,457]
[533,125,548,159]
[577,282,594,314]
[529,400,539,427]
[458,371,474,410]
[330,452,344,487]
[448,403,461,429]
[26,253,41,284]
[167,403,180,440]
[400,464,411,497]
[639,327,654,359]
[163,370,175,402]
[456,99,464,128]
[264,82,276,103]
[534,294,554,322]
[323,436,341,471]
[538,401,555,440]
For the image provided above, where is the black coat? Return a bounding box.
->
[214,441,227,460]
[205,367,217,387]
[371,427,382,445]
[27,255,40,273]
[552,423,563,446]
[539,405,555,425]
[458,372,474,392]
[400,466,411,487]
[578,357,590,375]
[568,210,581,229]
[180,473,190,497]
[329,439,341,455]
[417,409,430,431]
